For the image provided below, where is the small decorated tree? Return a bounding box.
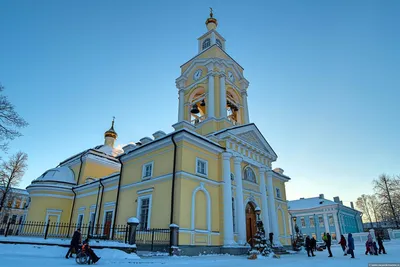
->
[292,224,304,251]
[248,207,273,259]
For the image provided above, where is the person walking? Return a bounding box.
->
[338,235,347,256]
[311,236,317,252]
[65,228,81,259]
[305,236,316,257]
[377,235,387,254]
[326,233,333,257]
[347,233,355,258]
[365,234,373,255]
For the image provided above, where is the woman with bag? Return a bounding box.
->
[338,235,347,256]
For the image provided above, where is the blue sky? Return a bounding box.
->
[1,0,399,205]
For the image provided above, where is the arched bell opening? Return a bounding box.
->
[189,88,207,125]
[226,90,240,125]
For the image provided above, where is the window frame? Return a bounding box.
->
[196,158,208,177]
[76,214,84,228]
[309,216,315,228]
[202,38,211,50]
[300,217,306,228]
[275,187,281,198]
[137,194,153,231]
[328,214,334,226]
[318,215,324,227]
[142,161,154,180]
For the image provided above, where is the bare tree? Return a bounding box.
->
[356,194,374,228]
[373,174,400,228]
[368,195,382,227]
[0,152,28,213]
[0,84,28,152]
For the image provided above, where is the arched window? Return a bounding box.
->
[202,38,211,50]
[243,166,256,183]
[216,39,222,48]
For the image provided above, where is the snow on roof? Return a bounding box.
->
[288,197,338,211]
[35,166,76,184]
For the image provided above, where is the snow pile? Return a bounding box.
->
[97,248,140,260]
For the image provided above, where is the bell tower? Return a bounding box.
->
[173,9,250,136]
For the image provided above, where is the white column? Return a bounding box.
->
[178,89,185,122]
[241,91,249,124]
[267,171,280,240]
[233,156,246,244]
[219,73,227,119]
[207,74,215,118]
[211,31,216,45]
[323,214,330,233]
[333,213,341,238]
[222,152,235,245]
[259,168,270,235]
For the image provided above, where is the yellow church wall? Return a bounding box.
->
[80,161,118,184]
[176,178,220,234]
[115,179,172,228]
[73,192,98,224]
[179,141,220,182]
[120,145,174,187]
[27,196,72,223]
[272,179,287,201]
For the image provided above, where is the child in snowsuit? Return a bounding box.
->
[365,234,374,255]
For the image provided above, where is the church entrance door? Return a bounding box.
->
[246,202,257,247]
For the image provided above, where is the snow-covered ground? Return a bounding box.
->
[1,241,399,267]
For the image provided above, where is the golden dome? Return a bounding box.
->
[105,117,117,139]
[205,7,218,30]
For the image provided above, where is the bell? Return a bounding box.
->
[191,104,200,114]
[200,99,206,106]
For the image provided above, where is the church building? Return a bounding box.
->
[25,10,292,254]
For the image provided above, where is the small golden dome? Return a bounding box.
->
[105,117,117,139]
[205,7,218,30]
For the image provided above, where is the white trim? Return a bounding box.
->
[44,210,61,235]
[85,154,121,169]
[195,157,208,177]
[78,206,86,211]
[29,193,74,199]
[104,201,116,208]
[191,182,212,234]
[76,213,84,228]
[90,205,97,210]
[142,161,154,180]
[137,188,154,194]
[136,194,153,230]
[75,185,118,199]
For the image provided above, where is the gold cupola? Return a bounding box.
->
[104,117,117,147]
[205,7,218,31]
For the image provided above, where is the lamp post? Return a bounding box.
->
[255,207,261,221]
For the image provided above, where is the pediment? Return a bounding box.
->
[213,123,277,159]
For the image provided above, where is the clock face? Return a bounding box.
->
[193,69,202,81]
[228,71,235,82]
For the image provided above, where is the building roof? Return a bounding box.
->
[0,186,28,195]
[288,197,338,211]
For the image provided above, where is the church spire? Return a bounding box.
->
[104,117,117,147]
[205,7,218,31]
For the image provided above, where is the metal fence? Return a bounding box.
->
[0,220,172,252]
[136,228,171,252]
[0,220,128,242]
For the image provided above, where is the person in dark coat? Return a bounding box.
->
[347,233,355,258]
[373,241,379,256]
[305,236,316,257]
[338,235,347,255]
[326,233,333,257]
[269,232,274,247]
[311,237,317,252]
[65,228,81,259]
[377,235,387,254]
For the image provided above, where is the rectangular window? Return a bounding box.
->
[2,215,9,224]
[328,215,334,226]
[139,197,150,230]
[10,215,17,224]
[196,158,208,176]
[309,217,315,227]
[142,162,153,179]
[300,217,306,228]
[103,211,113,236]
[276,188,281,198]
[77,214,84,228]
[319,216,324,227]
[18,216,23,224]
